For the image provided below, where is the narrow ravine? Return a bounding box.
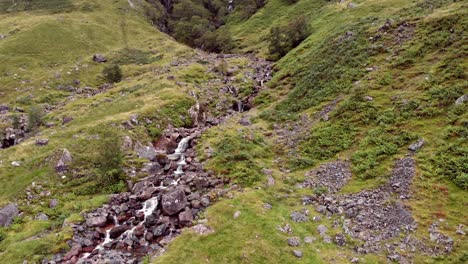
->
[52,54,272,264]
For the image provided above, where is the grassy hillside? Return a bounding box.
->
[155,0,467,263]
[0,0,466,263]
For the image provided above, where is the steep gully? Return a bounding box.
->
[49,53,272,264]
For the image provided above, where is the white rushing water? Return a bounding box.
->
[173,136,191,176]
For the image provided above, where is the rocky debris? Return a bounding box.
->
[292,250,303,258]
[290,211,308,222]
[304,160,351,193]
[263,203,272,210]
[55,148,73,172]
[456,224,466,235]
[11,161,21,167]
[304,236,316,244]
[35,139,49,146]
[301,158,424,258]
[363,96,373,101]
[0,204,19,227]
[192,224,214,235]
[385,157,415,198]
[408,138,424,152]
[287,237,300,246]
[455,94,467,105]
[428,222,454,254]
[350,257,360,263]
[334,233,346,246]
[92,54,107,63]
[277,223,293,234]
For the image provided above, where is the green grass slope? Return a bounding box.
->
[155,0,467,263]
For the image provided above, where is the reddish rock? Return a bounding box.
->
[64,244,82,261]
[134,224,145,237]
[178,209,193,227]
[154,136,177,153]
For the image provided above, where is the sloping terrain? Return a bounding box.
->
[0,0,466,264]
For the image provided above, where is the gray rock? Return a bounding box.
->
[0,204,19,227]
[287,237,300,246]
[0,104,9,111]
[238,117,251,126]
[304,236,316,244]
[161,189,187,215]
[317,225,328,235]
[49,199,58,208]
[93,54,107,63]
[192,224,214,235]
[55,148,72,172]
[86,216,108,227]
[135,144,157,161]
[455,94,467,105]
[62,116,74,125]
[200,197,210,207]
[263,203,272,210]
[122,136,133,150]
[290,211,309,222]
[363,96,374,101]
[35,213,49,221]
[408,139,424,152]
[266,176,275,187]
[11,161,21,167]
[292,250,303,258]
[36,139,49,146]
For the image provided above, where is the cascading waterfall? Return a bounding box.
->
[82,136,193,259]
[173,136,191,176]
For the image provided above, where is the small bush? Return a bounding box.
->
[95,131,124,188]
[102,64,123,83]
[27,105,45,131]
[268,15,309,59]
[0,228,6,242]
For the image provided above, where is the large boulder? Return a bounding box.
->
[0,204,19,227]
[161,189,187,215]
